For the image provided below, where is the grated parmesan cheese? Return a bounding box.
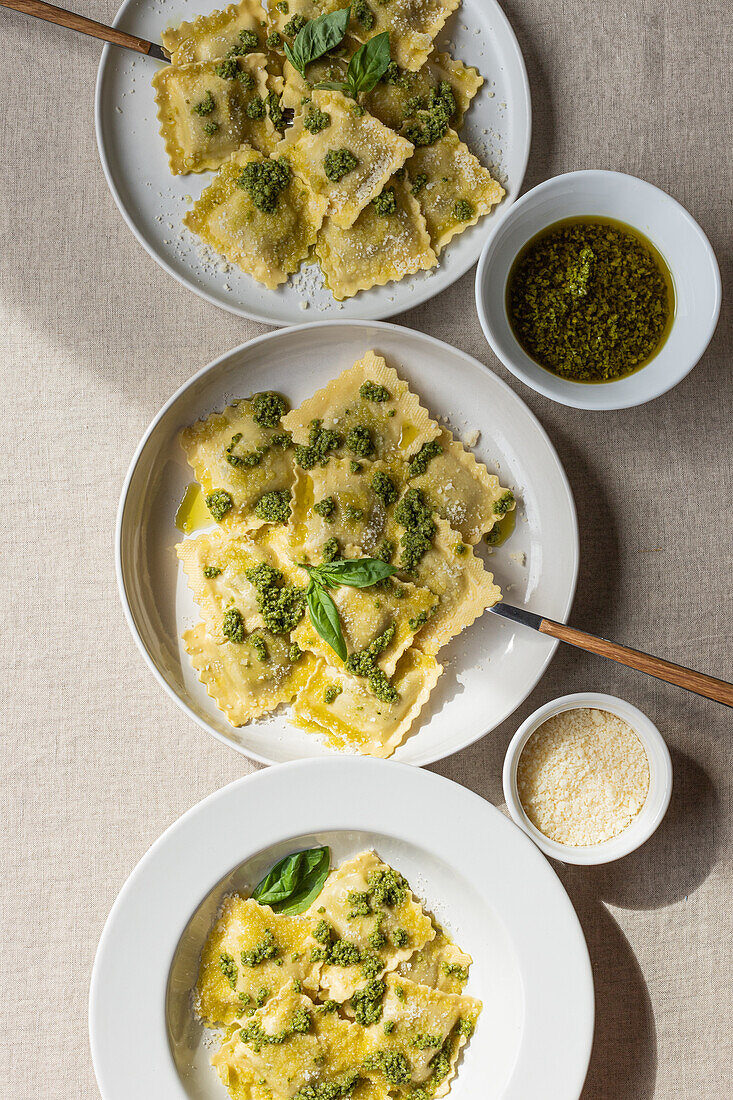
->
[516,708,650,846]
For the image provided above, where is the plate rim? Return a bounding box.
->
[89,757,595,1100]
[115,319,579,766]
[94,0,532,326]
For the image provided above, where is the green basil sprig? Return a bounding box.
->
[283,7,350,79]
[302,557,398,660]
[314,31,391,98]
[252,845,330,914]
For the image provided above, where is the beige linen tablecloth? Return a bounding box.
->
[0,0,731,1095]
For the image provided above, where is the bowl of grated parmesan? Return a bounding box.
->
[503,693,672,864]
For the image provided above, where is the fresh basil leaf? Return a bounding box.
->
[288,6,350,76]
[346,31,390,96]
[317,558,397,588]
[312,79,351,92]
[306,580,347,661]
[252,846,330,914]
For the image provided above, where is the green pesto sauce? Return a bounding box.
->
[276,1,289,11]
[441,960,468,982]
[346,425,375,458]
[241,928,279,966]
[240,1006,310,1052]
[359,380,391,402]
[295,419,342,469]
[351,978,385,1025]
[322,537,341,563]
[345,623,395,677]
[249,633,268,662]
[266,30,282,48]
[223,607,246,643]
[267,90,285,131]
[254,489,291,524]
[314,495,337,520]
[383,1019,396,1034]
[293,1070,361,1100]
[238,70,255,89]
[304,106,331,134]
[251,390,288,427]
[289,642,303,662]
[203,565,222,578]
[408,606,434,631]
[323,683,342,704]
[349,460,363,474]
[395,488,435,573]
[392,927,409,947]
[246,562,305,633]
[229,28,258,55]
[411,171,428,195]
[507,217,675,383]
[407,439,442,478]
[193,90,215,116]
[353,0,375,29]
[493,490,514,517]
[206,489,233,521]
[246,95,266,118]
[364,1050,410,1086]
[226,432,268,469]
[403,82,455,147]
[237,157,291,213]
[215,57,240,79]
[202,121,219,135]
[324,148,359,182]
[411,1033,442,1050]
[219,952,238,988]
[368,867,408,907]
[284,13,307,36]
[371,471,397,506]
[371,187,397,216]
[452,199,474,222]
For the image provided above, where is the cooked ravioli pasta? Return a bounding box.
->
[162,0,267,65]
[196,849,480,1100]
[177,352,513,756]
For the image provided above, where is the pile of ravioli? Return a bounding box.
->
[197,851,482,1100]
[178,351,513,756]
[153,0,505,298]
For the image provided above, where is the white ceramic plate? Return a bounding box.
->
[95,0,530,325]
[89,759,594,1100]
[117,321,578,765]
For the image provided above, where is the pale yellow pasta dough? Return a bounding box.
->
[306,850,435,1000]
[349,0,462,71]
[363,52,482,131]
[184,146,327,288]
[161,0,267,65]
[282,351,439,463]
[397,927,472,994]
[292,648,441,758]
[407,427,514,544]
[180,397,295,532]
[316,178,437,300]
[195,896,321,1027]
[406,128,505,252]
[152,54,276,174]
[184,622,316,725]
[276,90,413,228]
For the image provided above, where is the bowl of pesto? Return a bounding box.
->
[475,170,721,410]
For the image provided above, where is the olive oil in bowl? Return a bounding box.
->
[506,217,675,384]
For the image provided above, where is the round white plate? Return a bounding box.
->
[117,321,578,765]
[89,759,594,1100]
[95,0,530,325]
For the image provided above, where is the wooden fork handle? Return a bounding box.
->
[540,617,733,707]
[1,0,157,55]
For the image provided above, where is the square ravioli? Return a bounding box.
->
[316,178,436,300]
[152,54,276,174]
[392,517,502,656]
[305,851,435,1000]
[195,896,322,1027]
[180,395,295,532]
[292,573,437,674]
[348,0,461,71]
[362,973,481,1091]
[184,622,316,726]
[406,128,505,252]
[276,90,413,228]
[292,648,441,759]
[177,527,304,642]
[406,427,515,544]
[213,982,388,1100]
[397,927,473,994]
[184,146,327,288]
[363,53,483,132]
[282,351,439,465]
[161,0,267,65]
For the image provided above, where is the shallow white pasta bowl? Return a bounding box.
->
[475,170,722,410]
[89,759,595,1100]
[115,320,578,765]
[503,692,673,865]
[95,0,531,324]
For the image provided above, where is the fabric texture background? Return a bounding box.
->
[0,0,731,1096]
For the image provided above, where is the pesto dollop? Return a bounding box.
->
[403,82,455,147]
[304,106,331,134]
[266,30,282,48]
[346,425,375,458]
[193,91,215,116]
[206,489,233,521]
[223,608,246,643]
[322,537,341,563]
[507,217,673,382]
[371,187,397,216]
[245,562,305,633]
[371,471,397,507]
[203,565,222,578]
[452,199,474,222]
[237,157,291,214]
[267,90,285,131]
[251,390,288,427]
[314,495,337,520]
[323,683,342,704]
[240,1007,310,1052]
[411,172,428,195]
[407,439,442,478]
[353,0,375,28]
[351,978,385,1025]
[246,95,266,118]
[395,488,435,573]
[284,13,306,35]
[324,148,359,182]
[295,419,342,469]
[359,380,391,402]
[493,490,514,516]
[254,489,291,524]
[241,928,279,966]
[215,58,240,79]
[229,28,258,55]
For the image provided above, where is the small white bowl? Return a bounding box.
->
[503,692,672,865]
[475,170,721,410]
